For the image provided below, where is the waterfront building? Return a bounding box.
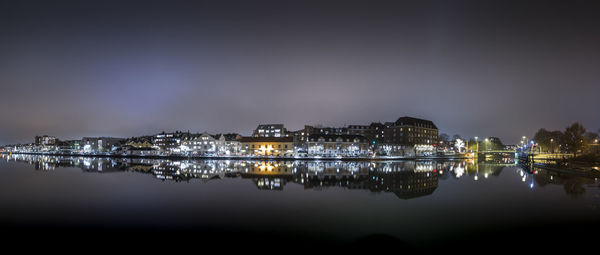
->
[34,135,57,146]
[290,125,350,153]
[252,124,287,138]
[54,140,82,153]
[82,137,125,153]
[180,132,216,155]
[382,116,439,156]
[121,146,158,156]
[240,137,294,157]
[348,122,386,145]
[125,137,153,148]
[153,131,189,152]
[307,134,369,157]
[33,135,58,152]
[214,133,242,156]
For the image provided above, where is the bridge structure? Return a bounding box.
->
[478,150,516,154]
[474,150,517,158]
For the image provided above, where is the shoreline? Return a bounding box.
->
[1,151,471,161]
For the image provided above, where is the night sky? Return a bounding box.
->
[1,0,599,145]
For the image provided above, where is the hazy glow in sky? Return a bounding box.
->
[1,0,599,144]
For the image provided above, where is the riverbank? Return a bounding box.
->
[1,151,471,161]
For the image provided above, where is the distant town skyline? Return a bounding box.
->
[1,0,599,145]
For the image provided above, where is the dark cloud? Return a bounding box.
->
[1,0,599,145]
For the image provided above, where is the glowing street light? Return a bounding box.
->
[474,137,479,157]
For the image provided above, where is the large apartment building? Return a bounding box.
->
[383,117,438,146]
[252,124,287,138]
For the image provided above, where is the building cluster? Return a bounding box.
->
[2,116,441,158]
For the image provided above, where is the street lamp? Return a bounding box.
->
[474,136,479,158]
[484,138,489,151]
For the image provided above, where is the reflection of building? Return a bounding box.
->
[296,162,372,190]
[3,154,450,200]
[253,124,287,138]
[240,137,294,157]
[369,167,438,199]
[239,161,294,190]
[293,161,440,199]
[307,134,369,157]
[152,161,192,182]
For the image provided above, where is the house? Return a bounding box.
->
[240,137,294,157]
[307,134,369,157]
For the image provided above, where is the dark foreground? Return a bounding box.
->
[4,221,599,252]
[1,155,598,252]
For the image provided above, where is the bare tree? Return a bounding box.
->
[564,122,587,157]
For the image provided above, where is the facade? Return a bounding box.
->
[214,133,242,156]
[180,132,216,155]
[382,117,439,156]
[307,134,369,157]
[383,117,438,145]
[348,122,386,145]
[153,131,189,152]
[240,137,294,157]
[252,124,287,138]
[35,135,57,146]
[179,132,242,156]
[121,147,158,156]
[82,137,124,153]
[291,125,350,152]
[125,136,153,148]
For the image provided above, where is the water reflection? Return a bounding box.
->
[2,154,598,199]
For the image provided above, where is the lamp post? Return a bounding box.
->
[474,136,479,159]
[484,138,489,151]
[520,140,524,153]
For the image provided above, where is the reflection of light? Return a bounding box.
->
[454,165,464,178]
[258,162,274,171]
[474,175,478,181]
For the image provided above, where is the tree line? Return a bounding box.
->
[533,123,599,156]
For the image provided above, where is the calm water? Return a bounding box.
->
[1,154,599,248]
